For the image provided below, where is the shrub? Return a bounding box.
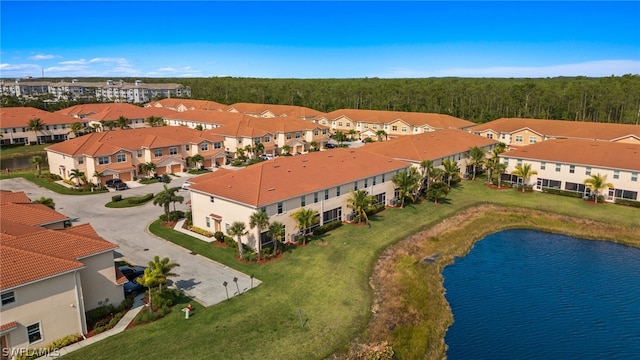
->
[161,173,171,183]
[159,210,185,222]
[615,198,640,208]
[213,231,225,242]
[312,220,343,236]
[541,188,583,198]
[242,251,258,261]
[127,193,154,204]
[224,236,236,247]
[111,194,123,202]
[153,289,180,308]
[190,226,213,237]
[366,203,386,216]
[15,334,83,360]
[86,304,116,329]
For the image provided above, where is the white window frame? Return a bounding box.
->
[98,156,110,165]
[169,147,178,155]
[154,149,163,158]
[200,143,209,151]
[27,322,42,344]
[116,154,126,163]
[515,135,523,143]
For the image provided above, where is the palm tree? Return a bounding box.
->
[427,182,450,204]
[153,185,174,220]
[228,221,248,258]
[254,142,265,156]
[419,159,434,194]
[375,130,387,142]
[69,169,85,187]
[30,155,46,177]
[494,162,508,188]
[90,123,102,133]
[309,141,318,152]
[334,130,347,146]
[33,196,55,210]
[188,154,204,169]
[392,169,420,208]
[583,173,614,204]
[347,189,373,224]
[141,162,157,178]
[442,159,459,188]
[116,116,130,129]
[147,256,180,292]
[348,129,357,141]
[194,124,204,131]
[168,187,184,212]
[249,210,270,260]
[68,122,85,137]
[291,208,318,245]
[93,171,105,186]
[467,146,486,180]
[244,144,255,159]
[511,163,538,192]
[137,266,163,313]
[27,117,44,144]
[280,145,291,156]
[145,116,165,127]
[267,221,285,256]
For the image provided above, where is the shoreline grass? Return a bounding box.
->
[0,143,48,160]
[56,180,640,360]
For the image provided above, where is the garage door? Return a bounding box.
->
[101,175,113,185]
[171,164,181,173]
[156,166,167,176]
[119,172,132,182]
[203,159,212,168]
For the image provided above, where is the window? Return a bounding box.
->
[515,135,523,143]
[487,133,493,139]
[392,125,398,131]
[569,165,575,174]
[27,323,42,344]
[338,122,343,127]
[254,137,261,144]
[363,124,369,129]
[300,196,306,207]
[401,126,407,132]
[200,143,208,151]
[1,291,15,306]
[540,162,546,170]
[529,136,537,144]
[137,150,143,158]
[372,176,377,186]
[381,174,385,182]
[277,202,283,214]
[517,159,522,167]
[555,163,561,172]
[286,133,292,140]
[323,207,342,223]
[632,172,638,182]
[264,135,271,143]
[314,192,319,203]
[364,178,368,188]
[210,196,215,203]
[169,147,178,155]
[354,181,358,191]
[613,170,620,179]
[345,122,351,127]
[372,124,377,129]
[214,142,222,149]
[116,154,126,163]
[322,129,328,135]
[336,186,341,196]
[206,217,211,228]
[324,189,329,200]
[185,145,190,151]
[295,132,301,139]
[78,156,84,165]
[154,149,163,158]
[501,134,506,139]
[586,167,592,176]
[98,156,110,165]
[373,193,386,205]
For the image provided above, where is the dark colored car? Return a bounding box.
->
[118,265,146,281]
[123,278,146,297]
[325,143,337,149]
[105,179,124,188]
[113,182,128,191]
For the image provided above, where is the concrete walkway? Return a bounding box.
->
[37,295,147,359]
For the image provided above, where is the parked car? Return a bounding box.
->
[325,143,337,149]
[260,154,274,160]
[113,182,128,191]
[123,278,146,297]
[181,182,191,190]
[105,179,123,188]
[118,265,146,281]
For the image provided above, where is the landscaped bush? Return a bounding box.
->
[224,236,236,247]
[111,194,123,202]
[126,193,154,204]
[541,188,583,198]
[313,220,343,236]
[45,172,62,181]
[153,289,181,308]
[190,226,213,237]
[139,177,160,185]
[615,198,640,208]
[366,203,386,216]
[213,231,225,242]
[242,250,258,262]
[159,210,185,222]
[15,333,83,360]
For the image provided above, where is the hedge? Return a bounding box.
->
[111,194,123,202]
[615,198,640,208]
[127,193,154,204]
[312,220,343,236]
[541,188,583,198]
[190,226,213,237]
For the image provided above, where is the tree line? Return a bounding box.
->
[2,75,639,124]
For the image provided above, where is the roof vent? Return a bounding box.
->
[267,187,275,191]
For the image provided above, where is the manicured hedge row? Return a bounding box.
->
[615,198,640,208]
[313,220,343,236]
[127,193,154,204]
[541,188,583,198]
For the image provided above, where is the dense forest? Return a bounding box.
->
[3,75,639,124]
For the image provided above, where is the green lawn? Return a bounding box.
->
[60,180,640,360]
[0,143,48,160]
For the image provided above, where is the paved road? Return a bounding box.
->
[1,176,259,307]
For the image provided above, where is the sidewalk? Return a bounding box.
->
[173,219,215,243]
[37,295,146,359]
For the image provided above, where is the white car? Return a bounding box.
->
[260,154,274,160]
[182,182,191,190]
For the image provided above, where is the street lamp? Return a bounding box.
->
[233,277,240,294]
[222,281,229,300]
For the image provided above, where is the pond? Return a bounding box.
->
[443,229,640,360]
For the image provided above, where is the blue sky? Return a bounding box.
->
[1,1,639,78]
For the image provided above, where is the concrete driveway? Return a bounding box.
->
[1,175,259,307]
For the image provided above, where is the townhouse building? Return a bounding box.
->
[470,118,640,148]
[0,107,85,145]
[56,103,176,130]
[208,116,331,157]
[188,148,412,249]
[225,103,325,121]
[161,110,246,130]
[45,127,225,184]
[361,129,498,175]
[145,98,226,112]
[500,139,640,202]
[0,191,125,354]
[313,109,476,139]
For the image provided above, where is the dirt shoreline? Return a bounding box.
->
[359,204,640,359]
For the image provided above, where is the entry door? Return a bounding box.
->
[535,179,542,190]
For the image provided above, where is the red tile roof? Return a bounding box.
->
[226,102,325,118]
[0,107,83,128]
[0,202,69,226]
[189,148,411,207]
[502,139,640,171]
[114,267,128,285]
[146,98,227,111]
[46,126,223,157]
[322,109,475,129]
[163,110,248,126]
[470,118,640,141]
[0,321,18,333]
[361,129,497,162]
[0,190,31,204]
[56,103,173,121]
[208,115,328,138]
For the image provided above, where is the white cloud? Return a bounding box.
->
[28,54,56,61]
[0,63,42,77]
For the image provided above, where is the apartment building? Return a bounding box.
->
[188,148,411,250]
[56,103,175,130]
[500,139,640,201]
[0,80,50,97]
[0,191,125,353]
[313,109,476,139]
[145,98,226,112]
[0,107,85,145]
[45,126,225,184]
[470,118,640,148]
[226,103,325,121]
[161,110,246,130]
